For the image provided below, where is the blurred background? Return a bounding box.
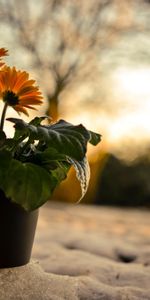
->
[0,0,150,207]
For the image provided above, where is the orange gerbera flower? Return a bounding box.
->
[0,48,8,67]
[0,66,43,116]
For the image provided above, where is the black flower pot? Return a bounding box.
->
[0,189,38,268]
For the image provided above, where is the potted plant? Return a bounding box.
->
[0,48,101,268]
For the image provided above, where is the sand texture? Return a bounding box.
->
[0,202,149,299]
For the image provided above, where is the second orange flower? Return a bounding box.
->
[0,48,8,67]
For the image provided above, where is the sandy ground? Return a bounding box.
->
[31,202,150,299]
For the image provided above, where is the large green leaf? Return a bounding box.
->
[7,118,100,161]
[0,150,60,211]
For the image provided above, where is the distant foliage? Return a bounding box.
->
[95,153,150,207]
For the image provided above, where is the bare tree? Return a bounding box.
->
[0,0,135,120]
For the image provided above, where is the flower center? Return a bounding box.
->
[3,90,19,106]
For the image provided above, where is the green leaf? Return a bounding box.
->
[6,163,54,211]
[29,116,48,126]
[0,150,59,211]
[89,130,102,146]
[7,118,93,161]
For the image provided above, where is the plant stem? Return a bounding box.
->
[0,102,8,131]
